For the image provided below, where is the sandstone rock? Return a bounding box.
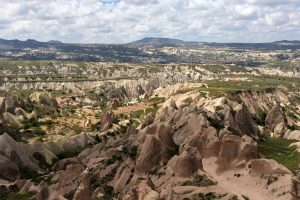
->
[0,133,40,172]
[136,135,164,173]
[2,112,22,128]
[216,135,259,172]
[285,130,300,141]
[223,109,239,133]
[100,111,116,131]
[52,157,80,171]
[274,122,288,137]
[144,87,154,100]
[265,104,288,137]
[186,126,221,158]
[0,97,4,114]
[15,179,66,200]
[135,180,160,200]
[155,123,175,151]
[233,104,258,139]
[54,164,85,197]
[248,159,291,175]
[136,122,177,173]
[91,188,104,199]
[0,96,19,114]
[15,107,37,121]
[168,148,203,177]
[127,125,138,135]
[29,91,58,107]
[108,98,121,109]
[142,112,156,128]
[110,158,134,193]
[73,176,92,200]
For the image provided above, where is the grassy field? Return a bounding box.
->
[258,136,300,171]
[176,75,300,96]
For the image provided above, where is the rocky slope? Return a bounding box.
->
[1,87,300,200]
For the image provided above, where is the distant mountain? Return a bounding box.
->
[129,37,194,46]
[48,40,63,44]
[272,40,300,45]
[0,38,50,48]
[0,37,300,62]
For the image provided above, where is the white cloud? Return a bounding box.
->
[265,12,288,26]
[0,0,299,43]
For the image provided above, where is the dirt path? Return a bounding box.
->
[202,158,270,200]
[112,103,151,115]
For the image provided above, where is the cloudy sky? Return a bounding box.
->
[0,0,299,43]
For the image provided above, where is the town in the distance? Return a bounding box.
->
[0,36,300,200]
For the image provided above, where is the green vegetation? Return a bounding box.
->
[95,196,112,200]
[103,153,122,166]
[252,108,267,126]
[185,192,227,200]
[231,195,239,200]
[200,64,225,73]
[202,77,290,92]
[258,136,300,170]
[106,125,128,136]
[282,106,299,122]
[22,118,39,129]
[33,152,51,170]
[265,175,279,185]
[123,145,138,158]
[0,191,36,200]
[289,94,300,106]
[19,167,41,183]
[182,174,217,187]
[242,195,250,200]
[148,96,166,104]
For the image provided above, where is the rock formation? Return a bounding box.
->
[265,104,288,137]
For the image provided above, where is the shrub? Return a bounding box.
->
[182,174,217,187]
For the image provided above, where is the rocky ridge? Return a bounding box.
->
[1,89,300,199]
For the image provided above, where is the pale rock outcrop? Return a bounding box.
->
[100,111,116,131]
[29,91,58,107]
[136,122,176,173]
[285,130,300,141]
[162,91,200,109]
[123,180,160,200]
[233,104,258,139]
[0,97,4,114]
[216,135,259,172]
[52,157,80,171]
[0,133,40,172]
[126,125,138,135]
[2,112,22,128]
[15,107,37,122]
[265,104,288,137]
[0,96,19,114]
[110,158,135,193]
[153,83,207,98]
[15,179,66,200]
[136,135,165,173]
[73,176,92,200]
[248,159,291,175]
[168,148,203,177]
[54,164,85,197]
[141,112,156,128]
[136,180,160,200]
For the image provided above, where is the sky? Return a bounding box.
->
[0,0,299,43]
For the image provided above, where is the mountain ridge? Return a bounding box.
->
[0,37,300,46]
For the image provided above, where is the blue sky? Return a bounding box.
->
[0,0,299,43]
